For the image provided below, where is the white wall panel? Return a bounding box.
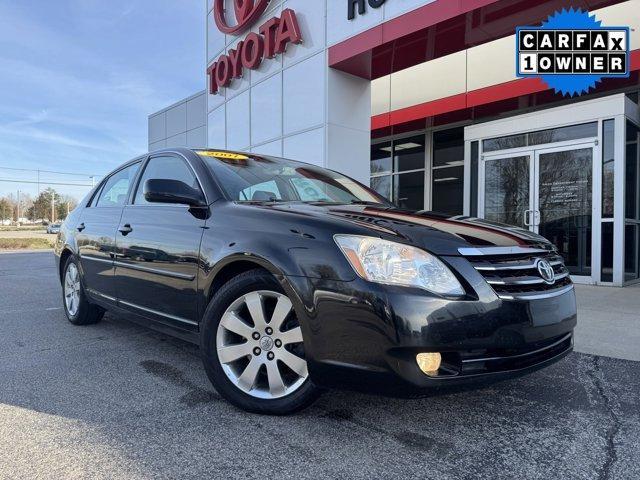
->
[207,10,226,63]
[327,124,370,183]
[252,139,283,157]
[187,94,206,131]
[598,0,640,50]
[149,140,166,152]
[327,67,371,131]
[208,105,226,148]
[283,0,326,66]
[166,102,187,138]
[251,73,283,144]
[371,76,390,116]
[326,0,383,46]
[226,91,250,150]
[166,133,187,148]
[283,53,325,135]
[187,126,207,148]
[390,51,466,111]
[466,35,516,92]
[283,127,325,166]
[148,114,166,144]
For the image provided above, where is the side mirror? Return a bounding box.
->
[144,179,207,207]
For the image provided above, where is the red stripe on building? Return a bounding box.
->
[371,49,640,130]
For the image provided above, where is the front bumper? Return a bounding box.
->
[285,270,577,396]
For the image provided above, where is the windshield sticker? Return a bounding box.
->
[197,151,249,160]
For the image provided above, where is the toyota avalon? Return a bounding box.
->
[54,148,576,415]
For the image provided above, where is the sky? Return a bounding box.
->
[0,0,204,200]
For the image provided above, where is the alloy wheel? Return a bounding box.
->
[215,290,308,399]
[64,263,81,317]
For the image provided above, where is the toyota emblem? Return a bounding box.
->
[536,259,555,284]
[213,0,271,34]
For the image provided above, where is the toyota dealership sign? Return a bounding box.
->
[207,0,302,94]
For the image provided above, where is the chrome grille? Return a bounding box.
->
[460,246,574,300]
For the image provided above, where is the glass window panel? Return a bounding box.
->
[625,142,638,220]
[625,224,639,281]
[432,166,464,215]
[96,163,140,207]
[241,180,282,201]
[483,134,526,152]
[370,175,391,200]
[371,142,392,174]
[393,135,425,172]
[134,156,199,205]
[538,148,593,276]
[483,155,530,228]
[483,122,598,153]
[433,127,464,168]
[394,172,424,211]
[528,122,597,146]
[626,120,639,142]
[602,120,615,218]
[601,222,614,282]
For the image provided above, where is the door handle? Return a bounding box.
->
[119,224,133,235]
[524,210,531,226]
[77,223,85,232]
[533,210,540,227]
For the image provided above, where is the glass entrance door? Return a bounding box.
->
[480,143,595,280]
[535,145,594,277]
[480,154,533,229]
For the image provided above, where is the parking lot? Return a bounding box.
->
[1,251,639,479]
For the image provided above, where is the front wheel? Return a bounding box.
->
[200,270,320,415]
[62,257,104,326]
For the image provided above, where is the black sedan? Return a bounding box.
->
[54,148,576,415]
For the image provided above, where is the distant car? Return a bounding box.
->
[54,148,576,415]
[47,223,62,234]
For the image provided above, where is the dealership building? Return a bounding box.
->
[149,0,640,286]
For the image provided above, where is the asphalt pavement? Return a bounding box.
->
[0,251,639,479]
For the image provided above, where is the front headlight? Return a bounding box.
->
[334,235,465,296]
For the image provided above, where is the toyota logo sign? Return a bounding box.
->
[536,259,556,284]
[214,0,271,34]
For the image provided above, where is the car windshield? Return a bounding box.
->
[198,151,389,205]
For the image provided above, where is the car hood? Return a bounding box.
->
[261,203,552,256]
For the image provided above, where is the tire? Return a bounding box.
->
[200,269,320,415]
[62,256,105,326]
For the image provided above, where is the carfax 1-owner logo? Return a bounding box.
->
[516,8,630,96]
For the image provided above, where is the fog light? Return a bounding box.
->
[416,353,441,376]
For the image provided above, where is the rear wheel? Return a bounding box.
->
[62,257,104,326]
[201,270,320,415]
